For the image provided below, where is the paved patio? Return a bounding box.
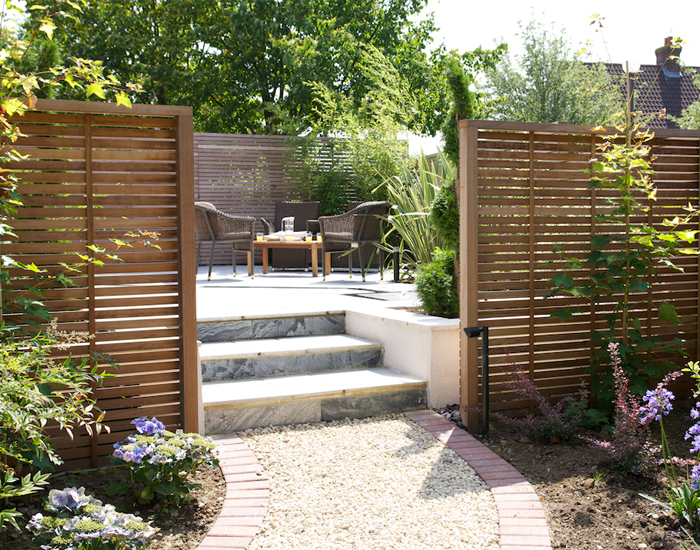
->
[196,264,420,321]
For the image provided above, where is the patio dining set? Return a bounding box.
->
[194,200,391,282]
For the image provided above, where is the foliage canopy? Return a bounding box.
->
[483,21,624,125]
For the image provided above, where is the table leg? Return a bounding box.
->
[262,248,269,274]
[311,243,318,277]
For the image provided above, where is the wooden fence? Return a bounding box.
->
[458,120,700,431]
[5,99,197,469]
[194,133,355,266]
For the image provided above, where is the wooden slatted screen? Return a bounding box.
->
[193,133,355,266]
[5,99,197,469]
[459,120,700,432]
[194,133,302,266]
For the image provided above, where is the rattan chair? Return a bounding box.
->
[318,201,391,281]
[260,201,319,269]
[195,202,255,280]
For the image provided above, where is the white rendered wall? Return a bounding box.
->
[345,308,460,408]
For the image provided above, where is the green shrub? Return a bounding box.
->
[415,248,458,318]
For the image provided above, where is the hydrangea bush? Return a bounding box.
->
[27,487,155,550]
[108,417,218,505]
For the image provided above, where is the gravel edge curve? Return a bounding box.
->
[405,410,553,550]
[197,412,552,550]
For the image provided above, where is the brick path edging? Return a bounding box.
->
[196,434,270,550]
[405,410,553,550]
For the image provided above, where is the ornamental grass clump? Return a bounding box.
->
[27,487,155,550]
[108,417,218,505]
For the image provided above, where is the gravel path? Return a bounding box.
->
[239,414,499,550]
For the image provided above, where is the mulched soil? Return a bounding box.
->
[0,463,224,550]
[438,404,700,550]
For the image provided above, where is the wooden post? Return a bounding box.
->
[176,109,199,433]
[459,120,480,433]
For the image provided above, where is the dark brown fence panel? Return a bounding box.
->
[194,133,302,266]
[193,133,355,267]
[5,100,197,469]
[459,120,700,432]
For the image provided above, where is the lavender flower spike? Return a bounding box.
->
[640,387,675,424]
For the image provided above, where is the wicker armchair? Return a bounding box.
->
[260,201,320,269]
[318,201,391,281]
[195,202,255,280]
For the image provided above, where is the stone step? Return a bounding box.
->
[199,334,383,383]
[197,313,345,343]
[202,368,428,433]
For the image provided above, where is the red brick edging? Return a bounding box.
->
[405,410,553,550]
[196,434,270,550]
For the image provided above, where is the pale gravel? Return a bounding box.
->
[239,414,499,550]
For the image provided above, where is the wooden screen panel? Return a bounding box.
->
[459,121,700,432]
[6,100,196,469]
[193,133,355,267]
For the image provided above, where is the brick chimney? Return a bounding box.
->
[655,37,682,72]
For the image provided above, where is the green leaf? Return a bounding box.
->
[86,83,105,99]
[659,301,680,325]
[552,273,574,291]
[106,482,130,496]
[155,482,178,495]
[115,91,132,108]
[550,309,574,322]
[629,280,649,293]
[39,19,56,39]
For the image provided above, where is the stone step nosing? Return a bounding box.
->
[203,380,428,410]
[200,342,383,362]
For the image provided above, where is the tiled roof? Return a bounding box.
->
[606,62,700,129]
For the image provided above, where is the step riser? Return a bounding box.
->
[205,388,428,433]
[201,348,384,382]
[198,314,345,343]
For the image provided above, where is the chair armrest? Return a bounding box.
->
[211,211,255,240]
[318,211,355,242]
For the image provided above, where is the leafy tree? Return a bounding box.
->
[49,0,448,135]
[674,71,700,129]
[483,21,623,125]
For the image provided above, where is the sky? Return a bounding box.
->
[411,0,700,154]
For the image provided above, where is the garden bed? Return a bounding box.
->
[0,463,224,550]
[441,404,700,549]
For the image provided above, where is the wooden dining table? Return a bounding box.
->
[253,239,321,276]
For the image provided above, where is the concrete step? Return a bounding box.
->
[199,334,383,383]
[197,313,345,343]
[202,368,428,433]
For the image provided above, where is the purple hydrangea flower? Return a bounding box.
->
[640,388,675,424]
[131,416,165,436]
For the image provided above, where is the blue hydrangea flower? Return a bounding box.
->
[132,416,165,436]
[640,388,675,424]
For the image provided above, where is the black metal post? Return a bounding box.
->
[393,246,399,282]
[481,326,489,439]
[463,325,490,438]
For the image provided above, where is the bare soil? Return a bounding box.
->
[439,404,700,550]
[0,463,224,550]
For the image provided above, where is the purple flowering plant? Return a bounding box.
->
[27,486,155,550]
[107,417,218,505]
[639,361,700,529]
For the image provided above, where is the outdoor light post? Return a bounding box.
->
[393,246,400,282]
[463,325,489,438]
